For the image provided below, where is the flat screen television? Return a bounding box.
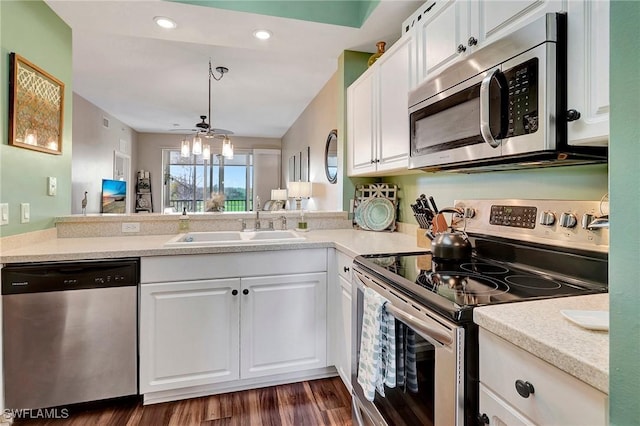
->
[101,179,127,214]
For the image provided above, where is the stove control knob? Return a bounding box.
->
[560,212,578,228]
[463,207,476,218]
[539,211,556,226]
[581,213,595,229]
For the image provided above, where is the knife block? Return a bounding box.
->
[416,228,431,248]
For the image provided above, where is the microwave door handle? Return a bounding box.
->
[480,68,502,148]
[385,303,453,348]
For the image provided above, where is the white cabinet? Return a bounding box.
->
[139,278,240,393]
[478,328,607,426]
[330,250,353,390]
[406,0,566,88]
[241,273,327,379]
[566,0,610,146]
[139,250,328,398]
[347,36,410,176]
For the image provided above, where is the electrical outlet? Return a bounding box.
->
[48,177,57,196]
[0,203,8,225]
[122,222,140,233]
[20,203,30,224]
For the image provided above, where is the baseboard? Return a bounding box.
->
[142,367,339,405]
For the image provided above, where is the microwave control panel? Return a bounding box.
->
[504,58,538,137]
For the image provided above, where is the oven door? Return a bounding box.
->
[408,42,553,171]
[352,267,465,426]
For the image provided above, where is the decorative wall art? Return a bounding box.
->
[8,53,65,155]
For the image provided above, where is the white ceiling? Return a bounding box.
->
[45,0,422,138]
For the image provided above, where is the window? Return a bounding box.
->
[162,149,254,213]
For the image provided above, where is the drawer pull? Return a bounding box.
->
[343,266,350,273]
[477,413,490,424]
[515,379,535,398]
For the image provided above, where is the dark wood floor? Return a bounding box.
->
[15,377,352,426]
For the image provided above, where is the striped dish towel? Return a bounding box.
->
[357,287,396,401]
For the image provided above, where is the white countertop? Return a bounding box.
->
[474,294,609,394]
[0,228,424,263]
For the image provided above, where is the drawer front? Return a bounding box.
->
[479,383,534,426]
[336,251,353,281]
[479,329,608,426]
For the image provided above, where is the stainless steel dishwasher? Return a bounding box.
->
[1,258,139,409]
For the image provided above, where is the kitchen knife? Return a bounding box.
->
[428,196,439,214]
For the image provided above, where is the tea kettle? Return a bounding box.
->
[426,207,472,260]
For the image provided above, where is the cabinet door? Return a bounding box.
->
[240,273,327,379]
[417,0,470,81]
[336,275,353,391]
[347,71,377,176]
[377,36,410,173]
[479,383,535,426]
[139,279,240,393]
[566,0,609,146]
[474,0,566,47]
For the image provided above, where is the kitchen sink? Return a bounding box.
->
[164,230,305,247]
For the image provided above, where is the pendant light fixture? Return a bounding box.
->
[180,59,234,159]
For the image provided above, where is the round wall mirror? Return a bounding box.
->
[324,129,338,184]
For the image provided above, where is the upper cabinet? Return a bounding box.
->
[347,36,410,177]
[565,0,610,146]
[407,0,567,88]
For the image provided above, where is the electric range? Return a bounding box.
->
[351,199,608,426]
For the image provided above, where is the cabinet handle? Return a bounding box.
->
[468,36,478,46]
[457,44,467,53]
[343,266,350,273]
[515,379,535,398]
[566,109,581,122]
[232,289,238,296]
[477,413,490,424]
[370,159,375,164]
[376,159,380,163]
[242,289,249,295]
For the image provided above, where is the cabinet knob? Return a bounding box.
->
[370,159,375,164]
[242,289,249,295]
[477,413,490,424]
[376,159,380,163]
[566,109,581,122]
[232,289,238,296]
[515,379,535,398]
[457,44,467,53]
[343,266,350,273]
[468,36,478,46]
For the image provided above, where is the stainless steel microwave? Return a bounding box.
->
[408,13,607,173]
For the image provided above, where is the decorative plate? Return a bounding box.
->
[560,310,609,331]
[354,199,371,230]
[362,198,395,231]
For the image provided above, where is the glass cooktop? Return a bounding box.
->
[355,248,608,323]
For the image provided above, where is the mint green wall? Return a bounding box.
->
[173,0,379,28]
[609,1,640,424]
[0,1,72,237]
[389,165,608,224]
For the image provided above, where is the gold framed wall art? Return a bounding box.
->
[8,53,65,155]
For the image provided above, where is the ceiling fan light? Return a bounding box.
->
[192,135,203,155]
[222,137,234,159]
[202,144,211,159]
[181,138,190,157]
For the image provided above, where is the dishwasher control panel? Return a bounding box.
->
[1,258,139,295]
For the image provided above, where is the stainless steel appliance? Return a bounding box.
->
[351,199,608,426]
[408,13,607,172]
[2,258,139,409]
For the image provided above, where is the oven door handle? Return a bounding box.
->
[354,268,454,348]
[480,67,502,149]
[385,303,453,347]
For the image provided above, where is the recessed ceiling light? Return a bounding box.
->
[154,16,177,29]
[253,30,272,40]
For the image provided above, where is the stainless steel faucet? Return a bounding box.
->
[255,195,261,230]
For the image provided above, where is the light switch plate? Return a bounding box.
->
[0,203,8,225]
[122,222,140,233]
[20,203,30,224]
[47,177,57,196]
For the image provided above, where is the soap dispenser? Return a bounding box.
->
[179,207,190,232]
